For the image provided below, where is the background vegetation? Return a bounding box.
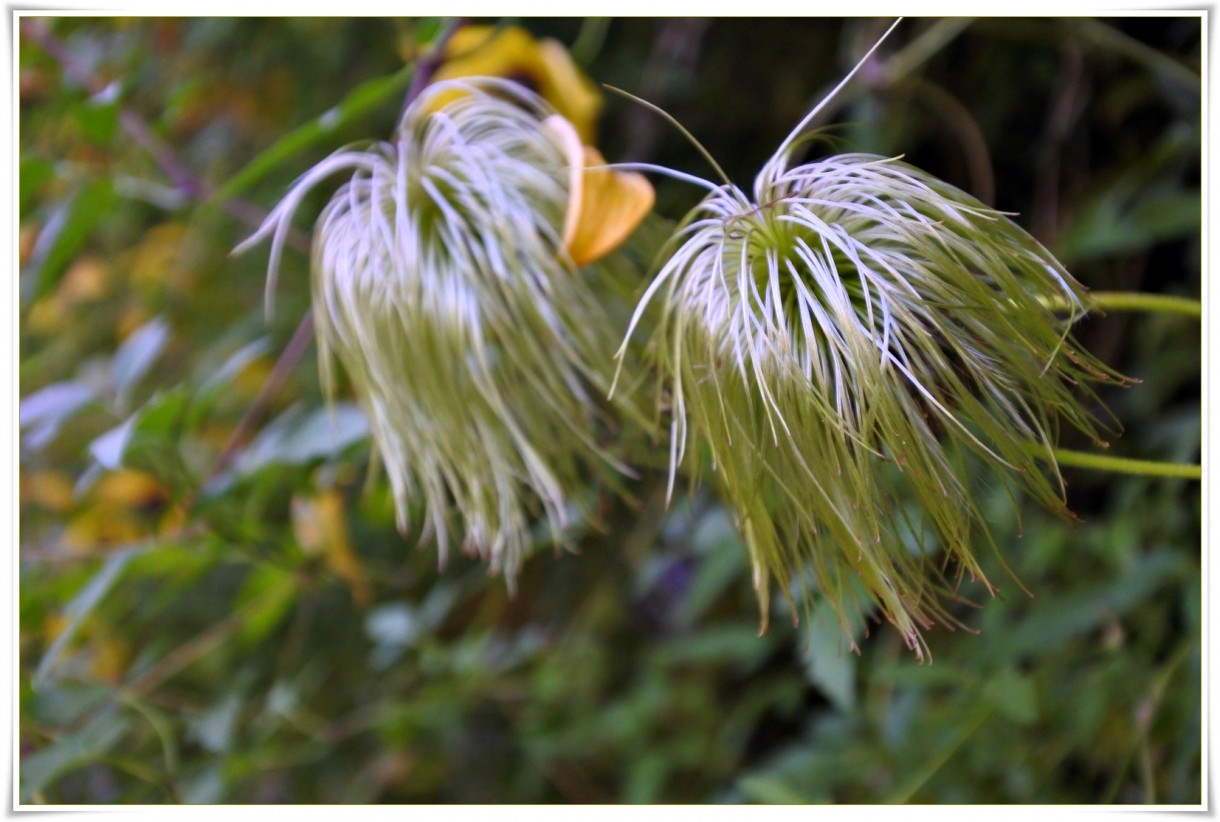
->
[19,17,1201,804]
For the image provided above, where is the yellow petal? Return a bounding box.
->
[545,115,654,267]
[568,147,654,266]
[430,25,603,142]
[535,38,603,144]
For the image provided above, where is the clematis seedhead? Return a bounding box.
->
[238,78,652,585]
[619,42,1128,656]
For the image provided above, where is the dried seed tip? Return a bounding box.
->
[242,77,650,584]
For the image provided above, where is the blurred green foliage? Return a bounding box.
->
[19,17,1200,804]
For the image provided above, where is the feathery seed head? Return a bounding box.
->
[623,114,1127,659]
[239,78,650,584]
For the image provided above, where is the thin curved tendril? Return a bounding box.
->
[767,18,904,176]
[602,83,733,186]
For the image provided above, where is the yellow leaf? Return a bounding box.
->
[21,470,74,512]
[20,225,39,266]
[431,25,603,143]
[129,223,189,289]
[63,508,144,552]
[92,469,167,508]
[116,304,151,340]
[292,490,373,607]
[42,613,69,645]
[545,115,655,266]
[62,470,171,551]
[232,353,273,401]
[25,254,109,334]
[88,623,130,683]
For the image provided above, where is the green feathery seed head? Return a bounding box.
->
[237,78,650,585]
[620,82,1129,659]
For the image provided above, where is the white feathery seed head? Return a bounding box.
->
[238,78,648,584]
[617,25,1128,656]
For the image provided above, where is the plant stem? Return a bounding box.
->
[1044,291,1202,319]
[204,311,315,483]
[571,17,611,66]
[402,17,466,117]
[1051,447,1201,481]
[1070,18,1200,95]
[1090,291,1202,318]
[887,703,992,803]
[884,18,975,84]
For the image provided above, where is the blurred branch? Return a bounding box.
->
[402,17,466,115]
[204,311,315,484]
[1032,38,1085,243]
[124,605,247,695]
[903,76,994,204]
[622,18,710,162]
[1102,640,1193,802]
[1071,18,1200,95]
[882,17,974,84]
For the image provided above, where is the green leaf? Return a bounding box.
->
[110,316,171,411]
[75,83,121,147]
[182,336,272,433]
[194,337,272,401]
[1130,189,1201,243]
[189,693,242,754]
[998,552,1187,659]
[679,506,748,625]
[234,403,369,474]
[88,416,135,470]
[86,388,192,486]
[31,683,112,727]
[20,380,95,451]
[22,177,117,302]
[656,625,775,668]
[85,388,190,474]
[801,601,858,713]
[983,668,1038,726]
[210,64,413,206]
[34,548,138,688]
[234,566,298,645]
[1061,188,1200,260]
[20,710,132,803]
[738,774,814,804]
[20,155,55,216]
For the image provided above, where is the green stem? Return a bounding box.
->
[1089,291,1201,319]
[1044,291,1202,319]
[884,18,975,83]
[571,17,611,66]
[887,703,993,803]
[1050,447,1201,481]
